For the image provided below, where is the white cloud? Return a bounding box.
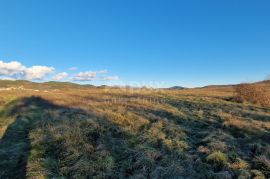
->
[102,76,119,81]
[72,70,119,81]
[0,61,26,76]
[0,60,119,82]
[24,66,54,80]
[73,71,97,81]
[68,67,78,71]
[52,72,68,81]
[0,60,54,80]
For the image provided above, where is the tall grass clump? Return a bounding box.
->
[206,151,228,170]
[234,83,270,107]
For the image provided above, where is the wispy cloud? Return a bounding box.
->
[68,67,78,71]
[72,70,119,81]
[73,71,97,81]
[101,76,119,81]
[52,72,68,81]
[98,70,108,74]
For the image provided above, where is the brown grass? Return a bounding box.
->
[234,83,270,107]
[0,81,269,178]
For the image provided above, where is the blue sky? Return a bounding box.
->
[0,0,270,87]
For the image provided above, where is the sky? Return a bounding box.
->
[0,0,270,87]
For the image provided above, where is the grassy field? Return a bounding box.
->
[0,81,269,178]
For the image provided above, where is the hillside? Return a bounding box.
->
[0,80,96,90]
[0,80,269,178]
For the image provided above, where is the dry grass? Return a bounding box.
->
[0,81,269,178]
[234,83,270,107]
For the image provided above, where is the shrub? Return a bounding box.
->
[206,151,228,170]
[251,170,266,179]
[231,158,249,169]
[234,83,270,107]
[254,155,270,175]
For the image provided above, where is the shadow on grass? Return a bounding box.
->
[0,116,30,178]
[0,96,189,178]
[0,96,61,178]
[0,95,269,178]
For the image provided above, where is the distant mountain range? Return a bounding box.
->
[1,79,270,90]
[168,86,187,90]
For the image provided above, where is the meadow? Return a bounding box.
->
[0,81,269,178]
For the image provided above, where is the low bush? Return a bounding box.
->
[231,158,249,169]
[234,83,270,107]
[206,151,228,170]
[254,155,270,176]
